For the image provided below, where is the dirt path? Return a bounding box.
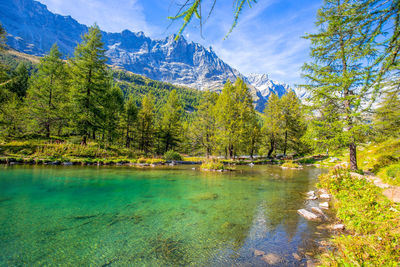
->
[351,171,400,203]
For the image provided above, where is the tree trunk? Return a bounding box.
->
[267,137,274,158]
[92,130,96,140]
[349,142,358,170]
[82,135,87,146]
[45,123,50,138]
[283,130,288,156]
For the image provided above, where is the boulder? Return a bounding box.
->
[319,202,329,209]
[332,224,345,230]
[297,209,320,221]
[312,207,328,220]
[319,193,331,199]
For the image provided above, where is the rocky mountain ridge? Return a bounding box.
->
[0,0,293,111]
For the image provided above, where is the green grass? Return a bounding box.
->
[281,161,301,168]
[317,168,400,265]
[200,160,225,171]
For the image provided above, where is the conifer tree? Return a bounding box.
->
[191,91,218,157]
[280,91,306,156]
[138,93,155,154]
[302,0,379,170]
[26,44,68,137]
[262,93,283,158]
[69,24,109,145]
[8,62,29,99]
[374,89,400,138]
[215,78,254,158]
[159,89,183,153]
[123,96,138,148]
[102,85,124,143]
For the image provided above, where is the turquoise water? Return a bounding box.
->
[0,165,327,266]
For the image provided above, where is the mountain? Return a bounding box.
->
[0,0,291,111]
[247,73,292,99]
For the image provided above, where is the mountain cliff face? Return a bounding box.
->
[0,0,291,111]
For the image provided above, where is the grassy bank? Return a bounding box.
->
[317,168,400,265]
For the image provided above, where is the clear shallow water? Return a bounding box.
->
[0,165,327,266]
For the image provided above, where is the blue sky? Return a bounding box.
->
[38,0,322,86]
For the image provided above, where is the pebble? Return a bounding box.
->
[254,249,265,256]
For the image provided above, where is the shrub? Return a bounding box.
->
[372,154,398,172]
[281,161,301,168]
[163,150,182,161]
[318,168,400,265]
[200,160,224,171]
[137,157,147,163]
[378,163,400,186]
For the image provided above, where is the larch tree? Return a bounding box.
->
[69,24,109,145]
[159,89,183,153]
[280,91,306,156]
[123,96,138,149]
[102,84,124,143]
[191,91,218,157]
[302,0,380,170]
[262,93,283,158]
[26,44,69,137]
[138,93,155,154]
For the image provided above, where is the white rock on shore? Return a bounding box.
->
[297,209,320,221]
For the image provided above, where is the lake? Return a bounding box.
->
[0,165,328,266]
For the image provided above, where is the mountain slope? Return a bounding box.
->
[0,0,291,111]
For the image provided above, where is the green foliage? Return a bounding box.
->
[26,44,69,137]
[374,89,400,138]
[378,163,400,186]
[318,168,400,265]
[215,78,256,158]
[281,161,300,168]
[200,160,224,171]
[301,0,392,170]
[168,0,257,40]
[158,90,183,153]
[138,93,155,154]
[163,150,182,161]
[69,24,110,144]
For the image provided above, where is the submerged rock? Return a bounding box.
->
[254,249,265,256]
[292,253,302,261]
[261,253,281,265]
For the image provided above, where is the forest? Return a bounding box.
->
[0,24,311,162]
[0,0,399,172]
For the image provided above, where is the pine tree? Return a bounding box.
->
[123,96,138,148]
[302,0,379,170]
[69,24,109,145]
[191,91,218,157]
[159,89,183,153]
[8,62,29,99]
[280,91,306,156]
[138,93,155,154]
[262,93,283,158]
[374,89,400,138]
[215,78,255,158]
[26,44,69,137]
[102,85,124,143]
